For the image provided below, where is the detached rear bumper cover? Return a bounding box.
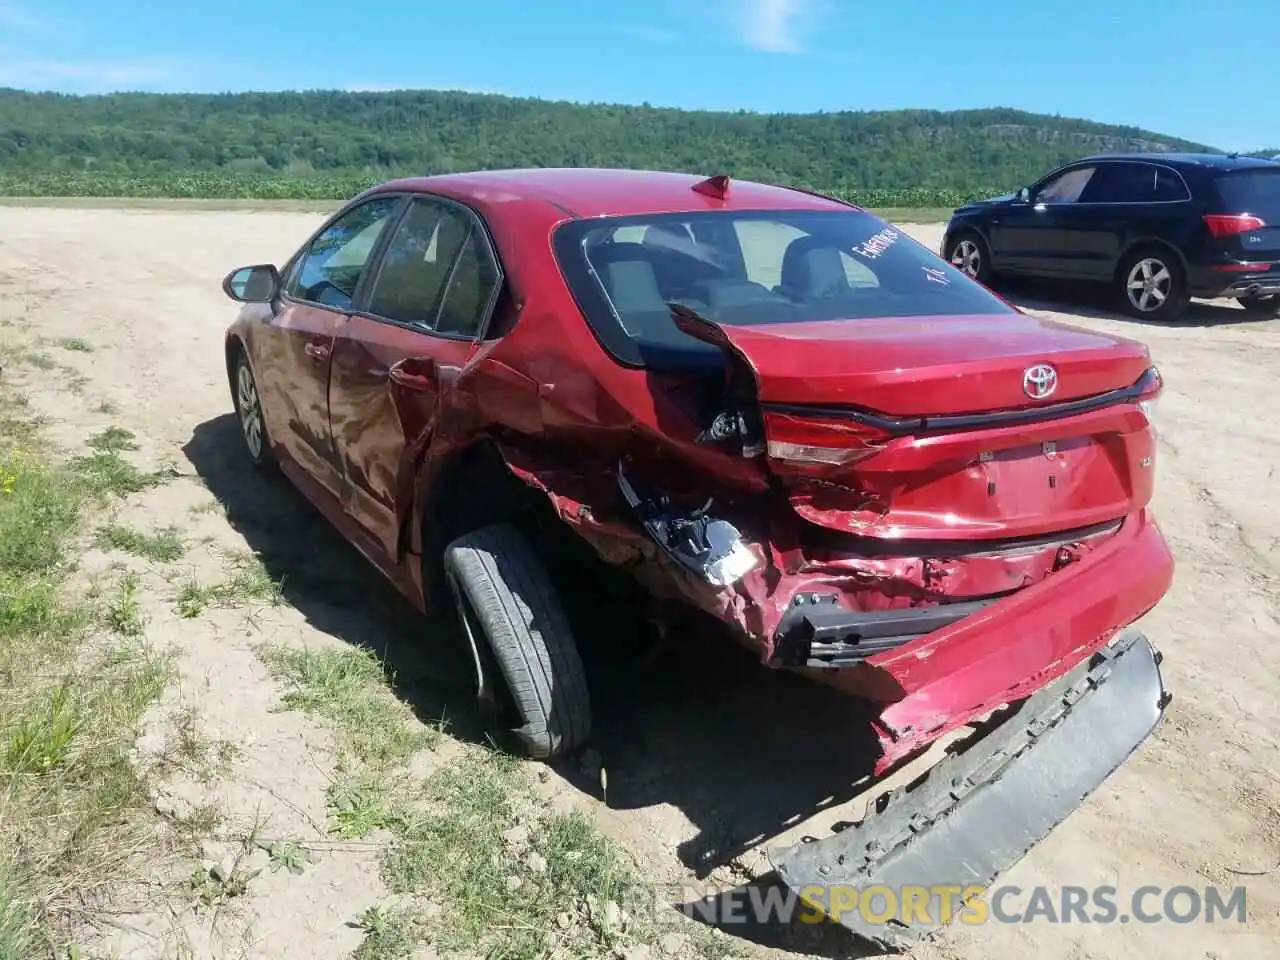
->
[769,629,1168,949]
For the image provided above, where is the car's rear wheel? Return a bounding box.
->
[1118,248,1188,321]
[233,351,275,470]
[443,523,591,760]
[1237,293,1279,317]
[945,231,992,284]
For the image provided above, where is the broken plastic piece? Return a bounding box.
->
[616,462,759,587]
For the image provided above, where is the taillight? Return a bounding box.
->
[1135,366,1162,430]
[762,410,893,467]
[1203,213,1266,237]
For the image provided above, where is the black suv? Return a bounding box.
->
[941,153,1280,321]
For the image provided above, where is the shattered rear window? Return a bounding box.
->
[554,209,1013,369]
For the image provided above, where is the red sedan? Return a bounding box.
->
[222,168,1173,943]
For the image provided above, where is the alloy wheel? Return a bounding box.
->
[1125,258,1172,313]
[236,362,264,459]
[950,239,981,279]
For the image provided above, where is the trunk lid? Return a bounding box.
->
[673,308,1158,541]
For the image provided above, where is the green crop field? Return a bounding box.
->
[0,172,987,211]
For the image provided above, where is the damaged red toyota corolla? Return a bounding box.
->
[220,168,1174,946]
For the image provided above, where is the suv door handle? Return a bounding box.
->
[304,341,330,362]
[388,356,437,391]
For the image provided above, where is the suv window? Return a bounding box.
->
[1080,163,1158,203]
[1036,167,1096,204]
[286,197,400,309]
[1214,169,1280,218]
[366,199,478,330]
[1154,166,1190,201]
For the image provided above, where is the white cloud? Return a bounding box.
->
[0,57,184,92]
[738,0,809,53]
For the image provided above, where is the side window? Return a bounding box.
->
[1035,166,1096,204]
[1080,163,1162,203]
[286,197,400,309]
[366,199,471,329]
[436,224,502,337]
[1154,167,1190,201]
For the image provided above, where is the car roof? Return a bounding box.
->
[1077,152,1280,171]
[372,167,855,219]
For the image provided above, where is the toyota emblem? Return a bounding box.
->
[1023,363,1058,400]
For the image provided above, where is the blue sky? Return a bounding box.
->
[0,0,1275,150]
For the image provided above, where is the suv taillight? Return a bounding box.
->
[1203,213,1266,237]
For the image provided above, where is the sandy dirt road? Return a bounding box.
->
[0,207,1277,959]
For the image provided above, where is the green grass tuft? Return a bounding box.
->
[95,523,184,562]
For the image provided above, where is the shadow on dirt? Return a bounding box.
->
[184,412,892,957]
[991,275,1262,328]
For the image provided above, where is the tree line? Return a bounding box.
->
[0,87,1251,198]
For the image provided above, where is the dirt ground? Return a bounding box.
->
[1,206,1277,959]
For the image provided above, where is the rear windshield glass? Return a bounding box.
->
[553,210,1013,369]
[1215,169,1280,216]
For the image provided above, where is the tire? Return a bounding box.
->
[443,523,591,760]
[945,230,993,285]
[1237,293,1279,317]
[1117,248,1188,321]
[232,351,276,471]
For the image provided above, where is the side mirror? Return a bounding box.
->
[1016,187,1032,204]
[222,264,281,303]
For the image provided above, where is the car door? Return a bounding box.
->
[993,165,1097,276]
[327,195,504,562]
[257,196,403,497]
[1054,162,1163,280]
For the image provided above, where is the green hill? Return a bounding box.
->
[0,87,1224,202]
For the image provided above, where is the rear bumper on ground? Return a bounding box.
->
[770,628,1168,949]
[797,509,1173,773]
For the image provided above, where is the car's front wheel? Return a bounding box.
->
[233,351,275,471]
[1237,293,1279,317]
[443,523,591,760]
[945,231,993,285]
[1118,249,1188,321]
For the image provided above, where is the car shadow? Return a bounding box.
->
[184,413,896,957]
[992,275,1261,328]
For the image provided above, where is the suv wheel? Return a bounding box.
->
[945,231,992,284]
[233,352,275,470]
[1118,249,1188,321]
[443,523,591,760]
[1237,293,1279,317]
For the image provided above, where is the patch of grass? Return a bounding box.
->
[174,554,282,618]
[95,523,184,562]
[86,427,137,453]
[261,839,311,876]
[22,351,55,370]
[870,206,955,224]
[72,431,165,498]
[0,404,172,953]
[56,337,93,353]
[94,400,117,415]
[103,572,146,637]
[161,707,238,783]
[327,776,398,840]
[257,645,434,767]
[352,904,425,960]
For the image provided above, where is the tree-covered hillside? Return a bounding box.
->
[0,87,1224,198]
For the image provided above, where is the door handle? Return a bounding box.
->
[388,356,437,391]
[304,341,330,362]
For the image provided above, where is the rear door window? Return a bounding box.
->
[1080,163,1161,203]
